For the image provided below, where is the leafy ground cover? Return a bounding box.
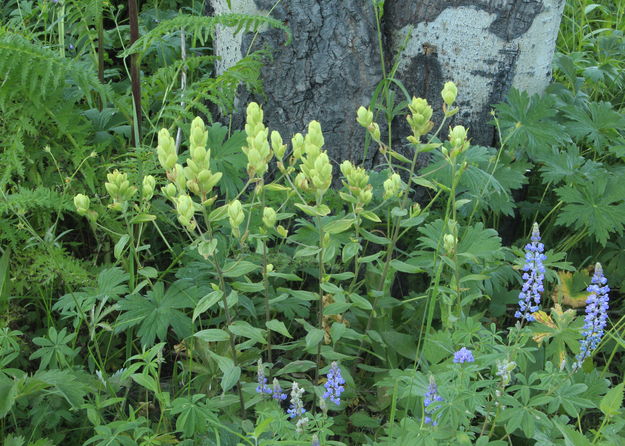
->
[1,1,625,445]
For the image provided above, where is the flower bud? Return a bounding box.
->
[368,123,381,142]
[142,175,156,201]
[356,106,373,128]
[276,225,288,238]
[271,130,286,160]
[176,194,196,231]
[294,172,309,191]
[443,233,457,254]
[407,97,434,136]
[262,206,277,228]
[291,133,304,160]
[228,199,245,230]
[157,128,177,171]
[173,164,187,193]
[105,170,137,207]
[383,173,403,199]
[161,183,177,200]
[449,125,468,148]
[73,194,90,215]
[441,81,458,106]
[306,120,324,149]
[190,116,208,153]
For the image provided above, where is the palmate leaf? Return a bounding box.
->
[422,146,528,216]
[562,101,625,150]
[495,89,570,159]
[531,304,583,365]
[207,123,246,199]
[555,175,625,245]
[116,279,201,347]
[539,146,604,185]
[418,220,504,266]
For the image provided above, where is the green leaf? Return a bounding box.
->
[222,260,259,278]
[295,203,330,216]
[265,320,292,338]
[116,280,198,347]
[114,234,130,260]
[229,321,266,344]
[600,383,624,418]
[192,290,223,322]
[275,360,316,376]
[495,89,569,157]
[129,213,156,223]
[360,210,381,222]
[194,329,230,343]
[349,293,372,310]
[0,248,10,311]
[0,376,18,418]
[131,374,159,393]
[323,218,354,234]
[294,245,321,258]
[221,365,241,392]
[305,328,325,350]
[556,176,625,245]
[389,259,422,274]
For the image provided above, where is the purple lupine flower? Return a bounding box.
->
[287,382,306,418]
[575,263,610,369]
[322,361,345,405]
[515,223,546,322]
[424,376,444,426]
[271,378,287,400]
[256,359,271,395]
[453,347,474,363]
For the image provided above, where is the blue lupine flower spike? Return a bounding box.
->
[453,347,475,364]
[256,359,271,395]
[272,378,287,400]
[575,263,610,369]
[322,361,346,405]
[515,222,546,322]
[287,382,306,418]
[424,375,444,426]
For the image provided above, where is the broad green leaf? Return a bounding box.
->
[192,290,223,322]
[266,320,292,338]
[305,328,325,350]
[275,360,316,376]
[131,374,159,393]
[389,259,421,274]
[222,260,259,278]
[221,365,241,392]
[556,176,625,245]
[194,329,230,343]
[114,234,130,260]
[323,218,354,234]
[600,383,624,418]
[229,321,266,344]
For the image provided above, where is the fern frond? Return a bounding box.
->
[0,187,71,215]
[0,30,110,108]
[122,13,291,58]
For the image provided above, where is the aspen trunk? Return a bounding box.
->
[207,0,565,154]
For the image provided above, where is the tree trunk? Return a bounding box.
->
[208,0,382,165]
[207,0,564,158]
[385,0,566,146]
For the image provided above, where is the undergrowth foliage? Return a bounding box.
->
[2,78,624,445]
[1,1,625,445]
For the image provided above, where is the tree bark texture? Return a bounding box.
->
[207,0,565,160]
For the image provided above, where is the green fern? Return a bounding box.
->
[121,13,291,59]
[0,30,109,108]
